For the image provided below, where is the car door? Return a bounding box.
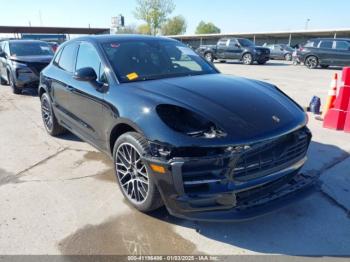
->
[67,41,108,149]
[226,39,242,59]
[333,40,350,66]
[275,45,285,59]
[0,42,9,80]
[50,42,79,127]
[216,39,228,59]
[266,45,275,58]
[317,40,336,65]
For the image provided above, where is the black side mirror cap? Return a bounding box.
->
[0,51,6,58]
[74,67,97,82]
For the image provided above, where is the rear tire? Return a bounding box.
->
[113,132,163,212]
[305,56,319,69]
[257,60,267,65]
[219,60,227,63]
[8,71,21,94]
[40,92,66,136]
[0,77,7,85]
[242,53,253,65]
[285,53,292,61]
[204,52,214,63]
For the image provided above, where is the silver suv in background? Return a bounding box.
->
[265,44,294,61]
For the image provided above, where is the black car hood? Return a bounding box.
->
[10,55,52,64]
[129,74,306,142]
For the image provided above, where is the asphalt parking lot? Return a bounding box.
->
[0,61,349,256]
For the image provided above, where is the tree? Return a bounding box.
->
[195,21,221,34]
[137,24,151,35]
[134,0,175,35]
[161,15,186,35]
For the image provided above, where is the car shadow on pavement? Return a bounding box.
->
[58,132,83,142]
[20,88,38,96]
[147,140,350,256]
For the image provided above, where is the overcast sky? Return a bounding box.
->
[1,0,349,35]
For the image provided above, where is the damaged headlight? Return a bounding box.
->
[156,104,226,139]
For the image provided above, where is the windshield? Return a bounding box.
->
[237,39,255,47]
[9,42,53,56]
[101,40,218,83]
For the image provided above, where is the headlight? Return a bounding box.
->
[255,50,262,55]
[156,104,226,139]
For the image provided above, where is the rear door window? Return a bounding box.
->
[318,40,334,49]
[217,39,228,47]
[57,43,78,73]
[335,41,350,50]
[304,41,315,47]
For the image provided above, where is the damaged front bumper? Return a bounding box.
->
[143,127,316,221]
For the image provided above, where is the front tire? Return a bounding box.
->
[242,53,253,65]
[8,71,21,94]
[113,132,163,212]
[305,56,319,69]
[40,92,66,136]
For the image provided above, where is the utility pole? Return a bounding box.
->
[38,10,43,26]
[305,18,310,30]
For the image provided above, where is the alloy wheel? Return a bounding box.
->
[115,143,149,204]
[41,96,53,131]
[285,54,292,61]
[243,53,253,64]
[306,56,318,69]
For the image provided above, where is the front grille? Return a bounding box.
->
[233,129,309,181]
[181,127,310,195]
[28,62,49,76]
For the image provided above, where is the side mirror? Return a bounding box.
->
[74,67,97,82]
[0,51,6,58]
[235,44,241,48]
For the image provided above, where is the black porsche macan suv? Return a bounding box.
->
[0,40,53,94]
[39,35,315,221]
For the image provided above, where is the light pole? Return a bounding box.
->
[305,18,310,30]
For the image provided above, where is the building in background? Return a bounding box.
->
[169,28,350,48]
[20,33,67,43]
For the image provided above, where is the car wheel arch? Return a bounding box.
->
[241,51,252,60]
[109,120,145,155]
[38,86,47,98]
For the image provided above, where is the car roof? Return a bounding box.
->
[70,34,178,44]
[7,39,49,44]
[309,38,350,42]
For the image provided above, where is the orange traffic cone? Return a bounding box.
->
[322,73,338,118]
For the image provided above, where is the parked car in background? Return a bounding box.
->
[48,42,59,52]
[265,44,294,61]
[38,35,314,221]
[0,40,53,94]
[196,38,270,65]
[299,38,350,69]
